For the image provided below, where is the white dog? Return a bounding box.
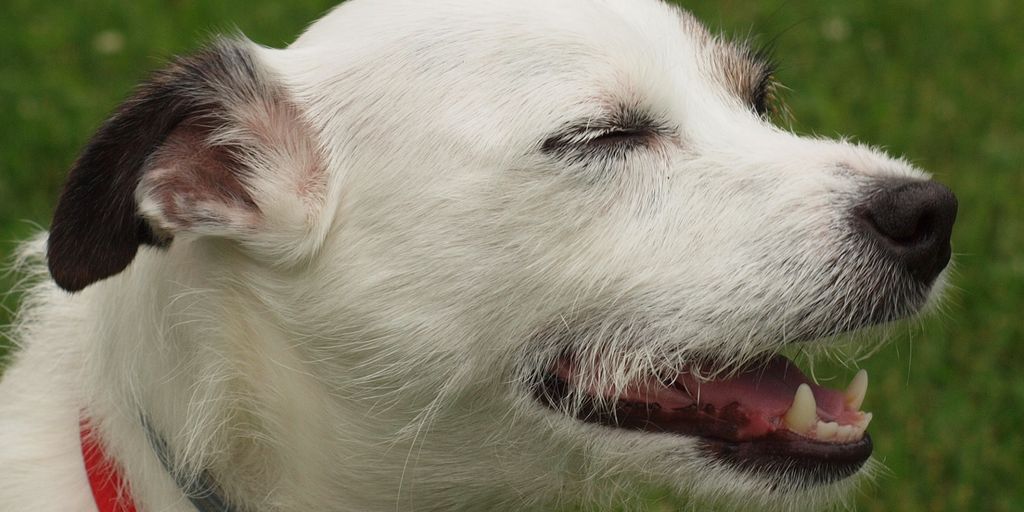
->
[0,0,957,510]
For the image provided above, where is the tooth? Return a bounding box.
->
[837,425,856,442]
[784,384,818,433]
[817,421,839,439]
[859,412,874,431]
[845,369,868,410]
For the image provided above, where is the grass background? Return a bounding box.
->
[1,1,1021,510]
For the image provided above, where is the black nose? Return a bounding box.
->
[857,180,958,284]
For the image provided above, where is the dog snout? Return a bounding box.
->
[857,179,958,284]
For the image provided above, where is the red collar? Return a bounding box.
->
[80,421,139,512]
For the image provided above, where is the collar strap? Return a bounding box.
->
[140,416,235,512]
[79,416,237,512]
[80,420,137,512]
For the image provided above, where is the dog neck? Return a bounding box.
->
[78,242,350,510]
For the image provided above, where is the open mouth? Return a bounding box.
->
[534,354,873,485]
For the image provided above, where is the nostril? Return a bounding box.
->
[863,181,957,245]
[866,198,933,246]
[857,180,958,283]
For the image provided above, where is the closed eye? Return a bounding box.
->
[541,112,672,156]
[747,45,781,118]
[588,128,656,147]
[751,68,778,117]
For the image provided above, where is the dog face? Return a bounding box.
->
[48,0,956,509]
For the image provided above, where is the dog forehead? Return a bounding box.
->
[289,0,717,96]
[269,0,770,164]
[296,0,701,49]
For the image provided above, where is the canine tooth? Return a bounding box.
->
[784,384,818,433]
[845,369,868,410]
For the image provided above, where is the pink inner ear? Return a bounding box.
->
[139,122,262,235]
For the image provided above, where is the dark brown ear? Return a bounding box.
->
[48,37,278,292]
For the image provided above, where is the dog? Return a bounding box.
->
[0,0,957,510]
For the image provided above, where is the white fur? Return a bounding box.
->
[1,1,939,510]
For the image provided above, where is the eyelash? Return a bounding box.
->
[581,127,655,147]
[542,121,665,156]
[751,71,778,117]
[749,45,780,117]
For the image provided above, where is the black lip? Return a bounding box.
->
[534,373,872,485]
[701,432,872,488]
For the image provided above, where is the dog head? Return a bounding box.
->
[48,0,956,509]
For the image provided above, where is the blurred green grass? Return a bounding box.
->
[1,1,1021,510]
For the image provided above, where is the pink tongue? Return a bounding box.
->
[674,356,846,421]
